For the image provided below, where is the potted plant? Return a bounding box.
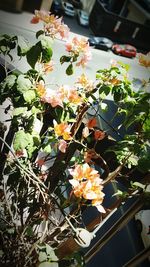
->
[0,10,149,266]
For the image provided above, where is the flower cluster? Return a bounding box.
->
[58,85,83,105]
[82,117,106,140]
[65,36,92,67]
[77,73,95,92]
[69,163,105,213]
[53,120,72,141]
[31,10,70,39]
[36,82,83,108]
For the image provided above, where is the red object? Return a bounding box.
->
[112,44,137,58]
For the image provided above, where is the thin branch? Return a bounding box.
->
[3,180,16,226]
[0,136,48,191]
[102,153,133,185]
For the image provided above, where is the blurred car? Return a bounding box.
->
[62,1,75,17]
[88,36,113,51]
[51,0,63,17]
[71,0,82,9]
[112,44,137,58]
[77,10,89,27]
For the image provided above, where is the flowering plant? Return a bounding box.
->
[0,10,150,267]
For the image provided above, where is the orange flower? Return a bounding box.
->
[69,164,84,181]
[69,179,85,198]
[77,74,94,92]
[53,120,72,140]
[58,85,82,105]
[77,73,88,87]
[33,10,50,23]
[84,149,99,164]
[30,16,40,24]
[94,130,105,140]
[87,117,97,129]
[67,88,82,104]
[82,180,103,200]
[109,78,120,85]
[138,52,150,68]
[43,60,54,73]
[36,80,46,97]
[69,163,105,212]
[69,163,101,182]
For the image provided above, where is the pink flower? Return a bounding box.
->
[94,130,105,140]
[31,10,70,39]
[138,52,150,68]
[58,139,67,153]
[67,88,82,104]
[65,37,92,67]
[110,59,118,67]
[43,60,54,73]
[76,50,92,67]
[59,24,70,39]
[82,126,89,138]
[41,89,63,107]
[65,42,73,52]
[58,85,82,105]
[92,197,106,213]
[33,10,50,23]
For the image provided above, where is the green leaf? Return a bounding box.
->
[39,252,47,262]
[40,36,53,63]
[138,155,150,173]
[13,130,33,151]
[26,42,41,68]
[23,90,36,103]
[26,226,34,236]
[43,144,51,153]
[4,74,16,88]
[13,107,28,116]
[100,102,108,112]
[60,55,71,64]
[66,64,73,75]
[41,47,53,63]
[113,190,124,197]
[36,30,44,39]
[99,85,110,96]
[132,182,145,190]
[17,74,32,93]
[17,36,30,56]
[46,244,53,256]
[7,228,15,234]
[31,106,41,114]
[40,35,53,50]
